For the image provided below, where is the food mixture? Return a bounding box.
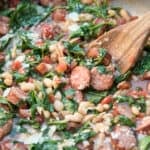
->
[0,0,150,150]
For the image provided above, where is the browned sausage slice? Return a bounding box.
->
[111,126,136,150]
[90,67,114,91]
[70,66,90,90]
[0,119,13,140]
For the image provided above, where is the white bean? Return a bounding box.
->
[54,100,64,112]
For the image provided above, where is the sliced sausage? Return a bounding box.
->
[70,66,90,90]
[90,67,114,91]
[0,119,13,140]
[115,103,133,119]
[111,126,136,150]
[7,87,27,105]
[136,116,150,132]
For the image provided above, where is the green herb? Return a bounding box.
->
[113,115,135,127]
[85,90,108,104]
[10,2,51,31]
[139,136,150,150]
[62,97,78,113]
[133,52,150,74]
[116,95,146,112]
[13,72,27,83]
[63,41,85,57]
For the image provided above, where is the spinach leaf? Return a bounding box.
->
[70,22,113,41]
[63,147,78,150]
[73,123,96,143]
[0,33,14,49]
[116,96,146,112]
[62,97,78,113]
[133,52,150,74]
[115,70,131,84]
[30,140,58,150]
[10,2,51,31]
[63,41,85,57]
[97,65,107,74]
[0,97,12,110]
[18,118,40,129]
[66,0,84,12]
[113,115,135,127]
[13,72,27,83]
[48,120,67,131]
[27,90,54,117]
[84,1,108,18]
[67,0,109,18]
[0,107,13,126]
[139,136,150,150]
[85,90,108,104]
[64,88,75,99]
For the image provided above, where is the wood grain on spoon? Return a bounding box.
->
[89,12,150,73]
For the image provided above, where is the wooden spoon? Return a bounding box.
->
[88,12,150,73]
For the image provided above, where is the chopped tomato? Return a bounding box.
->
[101,96,113,104]
[49,94,55,103]
[41,23,53,40]
[7,87,26,105]
[87,47,99,58]
[42,55,51,64]
[36,63,48,75]
[55,62,67,73]
[11,61,22,71]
